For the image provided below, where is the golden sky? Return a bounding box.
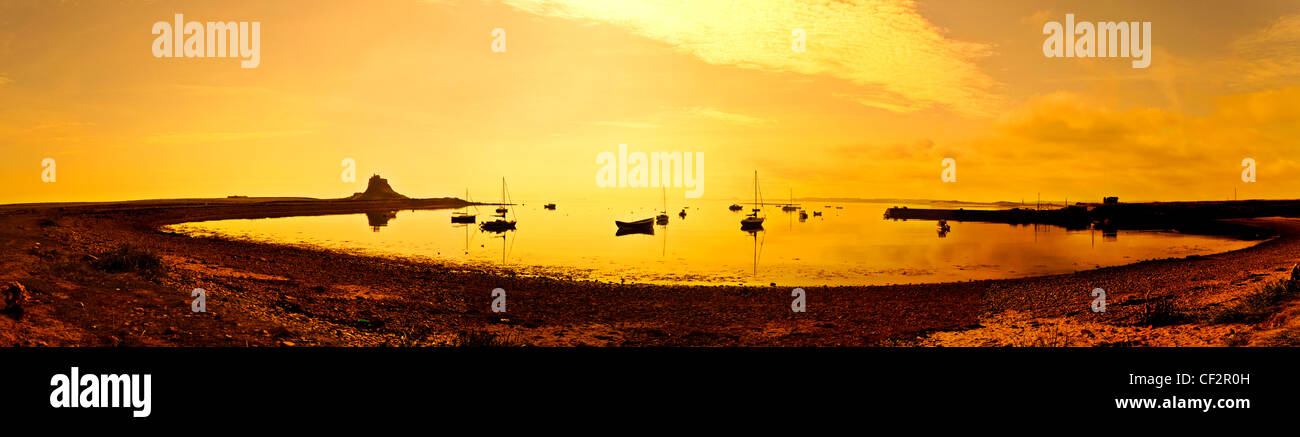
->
[2,0,1298,204]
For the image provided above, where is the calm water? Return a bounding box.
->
[164,200,1257,286]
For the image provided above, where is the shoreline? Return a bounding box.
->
[2,198,1299,346]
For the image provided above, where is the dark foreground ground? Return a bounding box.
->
[2,198,1299,347]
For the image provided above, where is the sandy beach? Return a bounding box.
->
[2,198,1298,347]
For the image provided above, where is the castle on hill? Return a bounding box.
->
[348,174,410,200]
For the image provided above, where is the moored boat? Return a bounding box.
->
[741,171,766,230]
[451,188,477,223]
[615,217,655,235]
[480,178,516,232]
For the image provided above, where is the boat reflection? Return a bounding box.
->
[615,226,654,237]
[745,227,764,277]
[479,226,515,264]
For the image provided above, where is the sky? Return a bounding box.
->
[1,0,1298,204]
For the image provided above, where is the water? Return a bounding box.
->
[164,200,1258,286]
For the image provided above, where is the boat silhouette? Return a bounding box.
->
[480,177,516,232]
[741,171,766,230]
[615,217,655,236]
[451,188,476,223]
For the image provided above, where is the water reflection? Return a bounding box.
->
[615,226,654,237]
[167,200,1258,286]
[745,228,765,278]
[365,210,398,232]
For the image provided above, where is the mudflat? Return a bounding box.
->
[2,198,1298,347]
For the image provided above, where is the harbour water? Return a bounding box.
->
[165,200,1258,286]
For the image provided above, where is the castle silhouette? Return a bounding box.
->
[348,174,409,200]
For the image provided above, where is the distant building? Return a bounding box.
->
[1103,196,1119,205]
[348,174,410,200]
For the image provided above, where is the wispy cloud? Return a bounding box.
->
[0,76,11,86]
[500,0,1001,116]
[143,130,316,145]
[1230,14,1300,89]
[593,120,659,129]
[683,106,770,125]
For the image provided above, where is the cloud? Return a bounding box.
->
[0,76,11,86]
[592,120,659,129]
[968,88,1299,198]
[996,92,1184,147]
[143,130,316,145]
[1229,14,1300,89]
[773,87,1300,201]
[683,106,770,124]
[500,0,1001,116]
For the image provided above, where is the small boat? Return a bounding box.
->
[655,186,670,225]
[480,178,516,232]
[938,219,951,232]
[740,171,766,230]
[480,219,516,232]
[615,218,655,235]
[812,211,822,217]
[678,208,687,218]
[781,189,799,212]
[616,218,655,228]
[728,204,743,211]
[543,203,556,210]
[493,180,510,214]
[451,188,477,223]
[799,210,808,220]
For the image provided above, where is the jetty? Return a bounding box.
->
[884,198,1300,236]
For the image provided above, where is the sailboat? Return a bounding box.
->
[480,178,516,232]
[656,186,670,225]
[741,171,765,229]
[451,188,477,223]
[782,188,799,212]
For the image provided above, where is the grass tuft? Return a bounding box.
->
[1210,279,1300,324]
[454,329,522,347]
[92,244,163,275]
[1136,297,1191,327]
